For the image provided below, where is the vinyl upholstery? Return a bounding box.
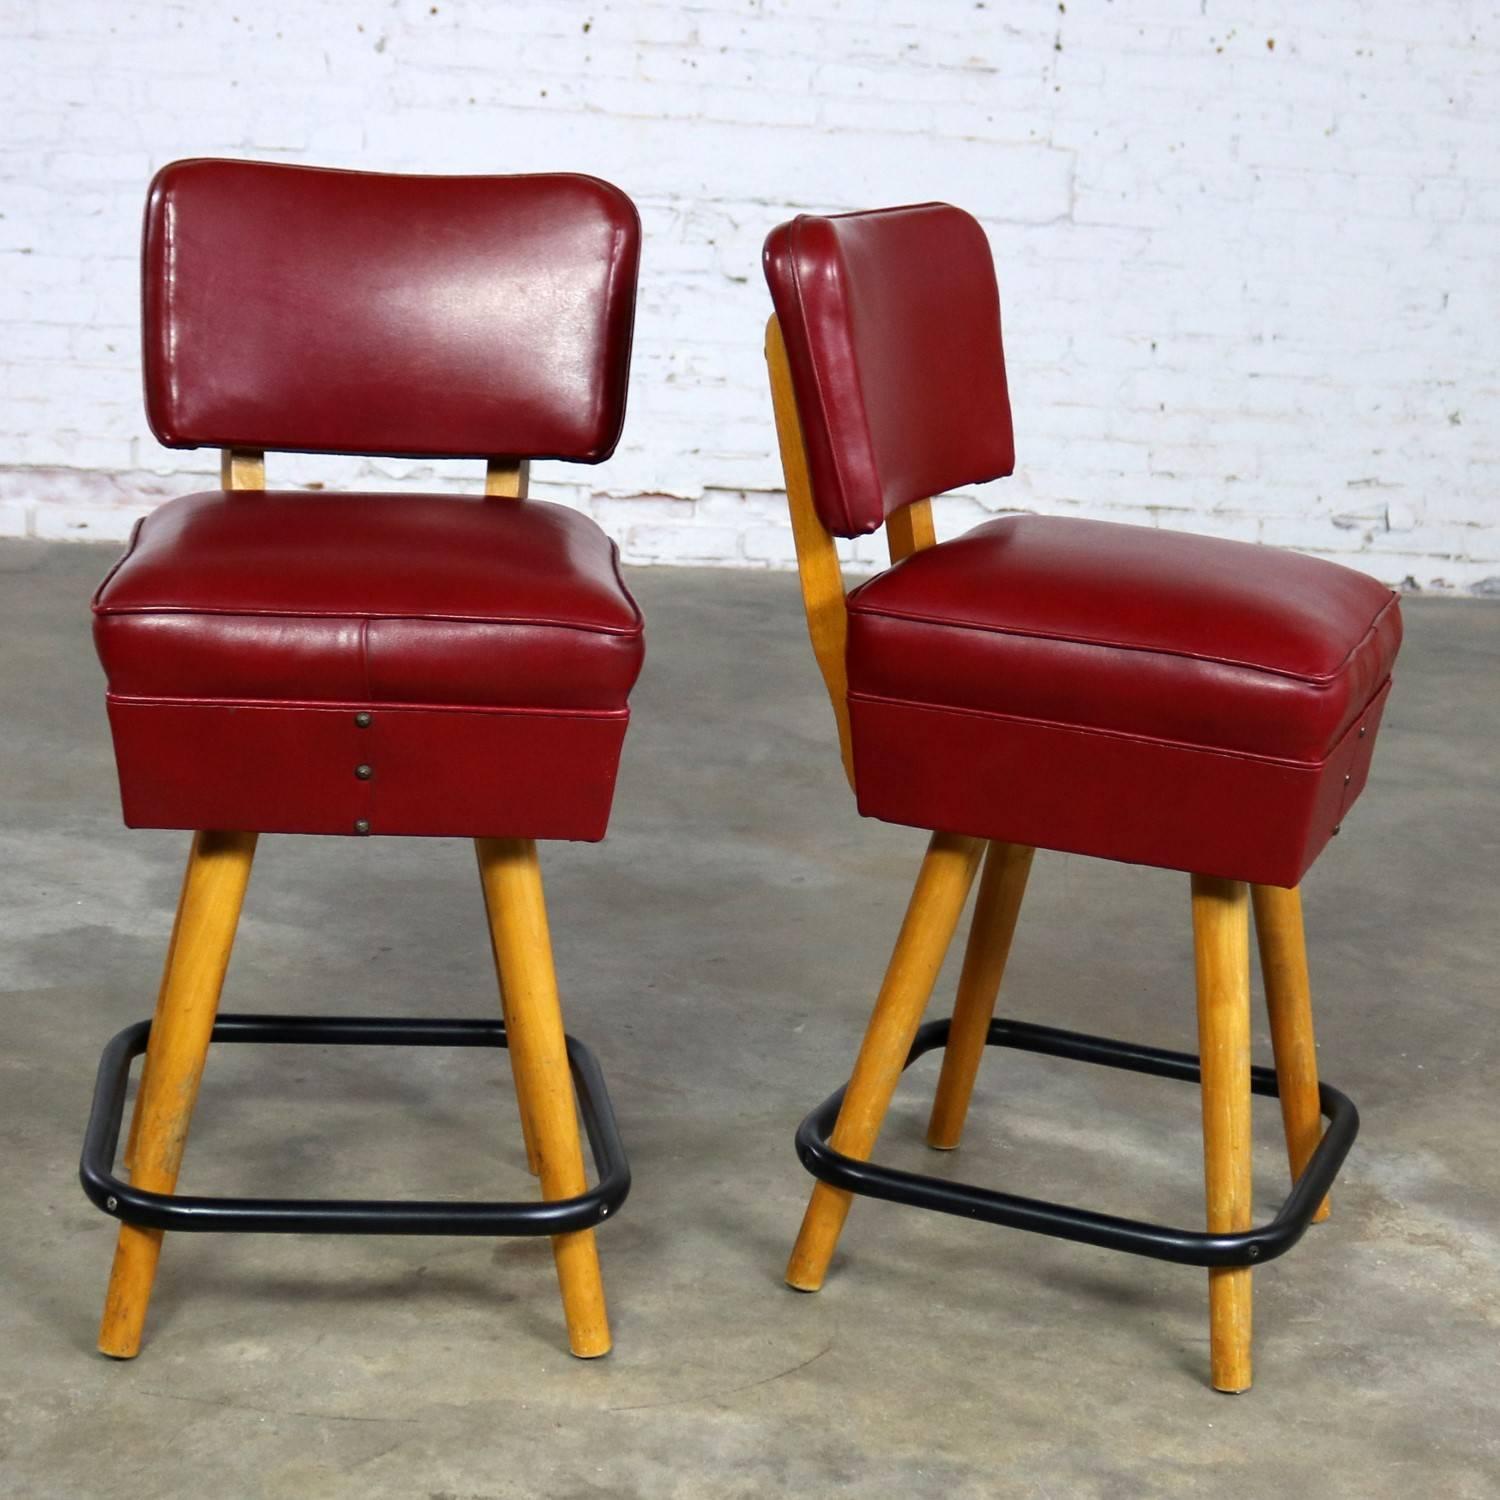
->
[97,161,645,840]
[764,203,1402,885]
[763,204,1015,537]
[142,159,640,462]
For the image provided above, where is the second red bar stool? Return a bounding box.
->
[761,202,1402,1392]
[82,160,643,1360]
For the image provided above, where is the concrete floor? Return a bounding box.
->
[1,537,1497,1499]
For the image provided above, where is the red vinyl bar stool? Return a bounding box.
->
[80,160,643,1360]
[761,203,1402,1392]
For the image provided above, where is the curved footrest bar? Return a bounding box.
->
[795,1016,1357,1269]
[80,1014,630,1236]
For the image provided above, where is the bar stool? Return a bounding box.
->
[761,202,1402,1391]
[81,159,643,1360]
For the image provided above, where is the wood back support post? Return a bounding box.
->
[217,449,530,500]
[764,314,936,787]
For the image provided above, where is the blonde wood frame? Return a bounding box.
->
[785,831,985,1289]
[486,458,530,497]
[219,449,533,500]
[765,316,857,786]
[765,316,937,792]
[475,837,611,1356]
[1253,884,1331,1223]
[885,495,936,562]
[476,843,543,1179]
[99,831,258,1358]
[100,831,611,1359]
[761,308,1343,1391]
[1192,875,1254,1392]
[121,854,192,1177]
[220,448,265,489]
[925,841,1035,1150]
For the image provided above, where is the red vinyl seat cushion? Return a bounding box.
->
[845,516,1401,887]
[93,492,645,840]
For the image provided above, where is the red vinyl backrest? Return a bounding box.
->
[142,159,641,463]
[762,203,1016,538]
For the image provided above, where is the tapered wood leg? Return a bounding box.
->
[926,842,1034,1150]
[475,844,542,1178]
[122,853,193,1177]
[98,830,257,1358]
[1192,874,1253,1393]
[786,832,985,1292]
[475,837,610,1358]
[499,981,543,1179]
[1252,883,1330,1224]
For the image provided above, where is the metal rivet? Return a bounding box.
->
[1358,725,1367,738]
[354,819,371,836]
[1247,1244,1261,1261]
[355,763,373,780]
[354,711,373,729]
[1343,773,1352,786]
[105,1196,118,1212]
[1331,823,1342,836]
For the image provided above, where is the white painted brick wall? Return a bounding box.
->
[2,0,1496,590]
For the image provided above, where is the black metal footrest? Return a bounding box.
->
[80,1014,630,1236]
[795,1016,1358,1269]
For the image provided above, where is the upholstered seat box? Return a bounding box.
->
[845,515,1400,887]
[94,490,645,840]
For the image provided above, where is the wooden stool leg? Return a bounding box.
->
[786,831,985,1292]
[474,843,542,1178]
[926,842,1034,1150]
[122,853,193,1177]
[98,830,257,1358]
[475,837,610,1358]
[1191,874,1254,1394]
[1252,883,1330,1223]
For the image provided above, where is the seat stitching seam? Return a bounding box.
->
[90,517,147,609]
[606,536,645,632]
[92,605,643,636]
[105,691,631,720]
[848,594,1399,686]
[846,683,1392,768]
